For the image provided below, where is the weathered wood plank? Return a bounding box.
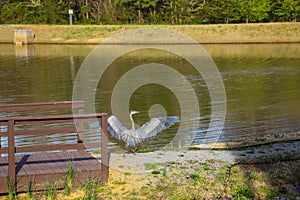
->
[13,127,77,136]
[0,101,84,112]
[0,113,107,124]
[0,151,102,193]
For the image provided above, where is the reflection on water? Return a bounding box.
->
[15,45,35,57]
[0,43,299,150]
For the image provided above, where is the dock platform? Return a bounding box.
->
[0,151,102,193]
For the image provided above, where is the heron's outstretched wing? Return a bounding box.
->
[107,115,127,140]
[137,116,179,141]
[88,115,127,140]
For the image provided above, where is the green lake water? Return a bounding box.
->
[0,43,299,150]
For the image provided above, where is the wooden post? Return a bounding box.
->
[77,108,84,150]
[101,115,109,183]
[7,119,16,190]
[0,126,1,153]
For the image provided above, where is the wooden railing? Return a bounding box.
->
[0,101,109,190]
[0,101,85,148]
[0,101,85,113]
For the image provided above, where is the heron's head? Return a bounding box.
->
[130,110,139,115]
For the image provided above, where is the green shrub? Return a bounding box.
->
[278,186,288,194]
[189,173,205,182]
[235,185,254,199]
[245,171,257,180]
[151,170,160,175]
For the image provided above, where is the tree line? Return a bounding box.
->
[0,0,299,24]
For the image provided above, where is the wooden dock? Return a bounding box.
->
[0,151,102,193]
[0,101,109,194]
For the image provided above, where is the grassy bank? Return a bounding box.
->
[2,157,299,199]
[1,139,299,199]
[0,142,300,200]
[0,23,299,44]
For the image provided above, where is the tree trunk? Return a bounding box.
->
[86,0,89,19]
[138,7,141,23]
[170,0,174,24]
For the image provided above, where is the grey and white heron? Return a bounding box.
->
[90,110,179,148]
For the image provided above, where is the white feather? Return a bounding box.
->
[89,115,179,148]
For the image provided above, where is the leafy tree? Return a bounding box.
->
[271,0,299,22]
[205,0,233,24]
[248,0,270,23]
[0,0,298,24]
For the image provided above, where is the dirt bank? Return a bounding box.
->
[0,23,299,44]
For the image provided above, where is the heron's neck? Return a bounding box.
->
[130,113,135,130]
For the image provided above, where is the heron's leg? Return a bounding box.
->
[128,149,135,154]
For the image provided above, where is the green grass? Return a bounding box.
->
[189,173,205,182]
[112,180,127,185]
[83,179,98,200]
[203,164,210,171]
[162,168,167,177]
[6,177,15,200]
[259,186,278,199]
[92,149,101,154]
[26,179,31,199]
[136,148,154,153]
[4,154,300,199]
[245,171,257,180]
[233,185,255,199]
[237,151,299,164]
[145,163,158,170]
[65,162,75,196]
[124,172,131,176]
[44,182,56,200]
[151,170,160,175]
[278,186,288,194]
[231,167,238,174]
[1,23,300,45]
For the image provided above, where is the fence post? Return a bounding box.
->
[0,125,1,155]
[77,108,84,150]
[7,119,16,190]
[101,114,109,183]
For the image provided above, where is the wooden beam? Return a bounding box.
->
[101,114,109,183]
[0,101,84,112]
[14,127,77,136]
[8,119,16,187]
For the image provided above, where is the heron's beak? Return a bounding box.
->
[130,110,139,114]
